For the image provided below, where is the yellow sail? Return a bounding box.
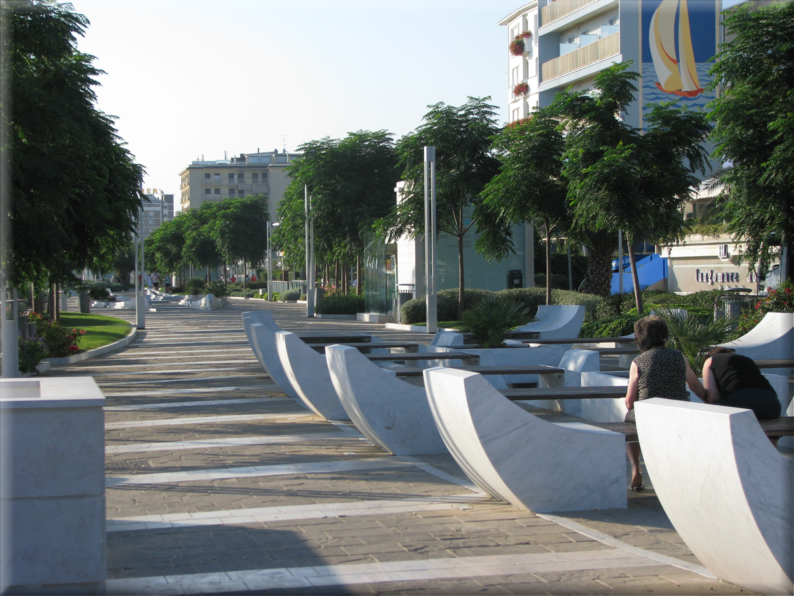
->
[650,0,682,93]
[676,0,704,96]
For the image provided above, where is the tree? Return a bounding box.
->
[553,63,711,312]
[707,1,794,280]
[210,195,269,287]
[182,203,223,283]
[381,97,502,319]
[274,131,399,293]
[5,0,144,287]
[480,111,571,306]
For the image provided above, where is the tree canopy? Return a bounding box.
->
[707,0,794,278]
[552,62,711,311]
[380,97,503,318]
[6,0,144,287]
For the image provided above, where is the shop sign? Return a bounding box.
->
[695,269,744,285]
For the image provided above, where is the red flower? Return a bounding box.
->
[80,329,86,335]
[66,334,74,341]
[786,287,791,294]
[68,345,79,354]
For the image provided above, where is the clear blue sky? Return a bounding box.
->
[70,0,743,203]
[70,0,531,201]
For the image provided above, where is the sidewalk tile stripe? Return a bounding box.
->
[104,397,288,410]
[106,431,363,454]
[105,412,314,430]
[106,457,415,487]
[72,359,257,370]
[99,376,268,388]
[81,366,260,377]
[102,386,277,398]
[102,348,252,358]
[106,494,488,531]
[105,550,666,594]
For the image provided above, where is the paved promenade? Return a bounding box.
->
[52,299,752,594]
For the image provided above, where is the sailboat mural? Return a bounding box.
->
[648,0,704,97]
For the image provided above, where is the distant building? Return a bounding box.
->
[498,1,541,123]
[178,149,300,220]
[141,189,174,239]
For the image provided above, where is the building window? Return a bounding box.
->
[204,173,210,179]
[214,173,220,180]
[512,66,519,86]
[229,189,236,198]
[238,190,245,198]
[238,173,245,181]
[252,173,259,181]
[214,188,220,195]
[228,173,235,180]
[512,108,520,122]
[205,188,211,195]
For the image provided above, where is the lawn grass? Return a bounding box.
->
[60,312,133,352]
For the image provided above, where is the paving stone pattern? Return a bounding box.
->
[48,298,754,594]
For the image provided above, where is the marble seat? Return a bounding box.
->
[276,331,349,420]
[326,345,447,454]
[515,305,585,339]
[635,398,793,595]
[243,312,300,399]
[718,312,793,375]
[423,367,626,513]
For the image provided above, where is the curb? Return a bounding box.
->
[43,325,137,366]
[384,323,457,333]
[315,314,357,320]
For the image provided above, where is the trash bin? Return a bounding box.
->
[79,292,91,314]
[507,270,523,290]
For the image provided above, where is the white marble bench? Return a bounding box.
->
[718,312,793,376]
[244,313,300,400]
[423,367,626,513]
[635,398,793,595]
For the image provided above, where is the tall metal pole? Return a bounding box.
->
[618,229,624,295]
[136,209,145,329]
[424,146,437,334]
[305,186,314,317]
[267,221,272,302]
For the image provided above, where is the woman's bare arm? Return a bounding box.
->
[625,362,639,410]
[701,358,721,404]
[684,357,706,400]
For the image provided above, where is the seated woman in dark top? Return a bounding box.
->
[624,316,705,491]
[701,347,781,420]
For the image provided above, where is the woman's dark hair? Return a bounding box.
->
[634,316,669,352]
[706,347,734,358]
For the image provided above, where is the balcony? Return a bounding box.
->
[541,0,599,26]
[541,32,619,82]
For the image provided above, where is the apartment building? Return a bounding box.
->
[141,190,175,239]
[179,149,300,219]
[499,2,541,122]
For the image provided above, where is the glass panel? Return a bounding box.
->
[363,232,396,316]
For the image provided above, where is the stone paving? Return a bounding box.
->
[50,298,756,595]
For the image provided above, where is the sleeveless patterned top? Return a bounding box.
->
[635,346,689,401]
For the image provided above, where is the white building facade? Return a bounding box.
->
[141,190,175,239]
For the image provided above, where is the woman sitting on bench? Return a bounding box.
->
[701,347,781,420]
[624,316,706,491]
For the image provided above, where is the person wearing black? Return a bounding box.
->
[702,347,781,420]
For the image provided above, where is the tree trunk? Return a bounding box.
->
[356,255,362,296]
[243,263,247,289]
[545,218,552,306]
[343,261,349,294]
[627,237,644,315]
[48,280,56,321]
[583,232,617,298]
[334,261,339,290]
[324,262,329,288]
[458,233,465,321]
[55,282,61,322]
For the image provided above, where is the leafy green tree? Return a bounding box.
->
[480,110,571,306]
[553,63,711,312]
[182,203,223,283]
[6,0,144,287]
[275,131,399,293]
[210,195,269,287]
[146,215,189,277]
[380,97,502,319]
[707,1,794,279]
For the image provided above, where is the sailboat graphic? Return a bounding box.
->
[649,0,704,97]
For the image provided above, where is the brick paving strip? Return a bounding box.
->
[50,298,751,595]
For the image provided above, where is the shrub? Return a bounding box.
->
[281,289,301,301]
[580,314,642,338]
[18,333,48,374]
[27,312,84,357]
[736,278,793,335]
[461,294,532,348]
[88,287,110,301]
[270,292,281,302]
[185,278,206,295]
[206,280,228,298]
[110,283,127,292]
[400,289,493,324]
[496,288,602,323]
[247,281,267,290]
[656,307,737,375]
[315,294,365,315]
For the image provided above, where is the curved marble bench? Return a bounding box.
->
[326,345,447,455]
[515,305,585,339]
[718,312,793,375]
[635,398,793,595]
[276,331,349,420]
[245,316,300,399]
[424,367,626,513]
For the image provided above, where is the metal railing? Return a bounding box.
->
[541,0,599,26]
[542,32,619,81]
[269,280,306,295]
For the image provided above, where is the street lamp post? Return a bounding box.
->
[305,186,315,317]
[267,221,279,302]
[424,146,437,334]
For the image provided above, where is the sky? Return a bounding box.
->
[69,0,533,204]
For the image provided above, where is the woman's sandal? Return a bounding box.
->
[631,485,645,492]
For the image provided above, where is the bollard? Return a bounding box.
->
[60,292,69,312]
[79,292,91,314]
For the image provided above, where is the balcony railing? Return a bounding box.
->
[541,0,600,26]
[541,32,619,81]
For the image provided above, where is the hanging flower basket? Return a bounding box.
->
[521,31,532,40]
[513,82,529,96]
[509,38,525,56]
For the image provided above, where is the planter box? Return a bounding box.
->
[0,378,106,594]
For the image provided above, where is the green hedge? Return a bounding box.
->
[580,314,642,338]
[315,294,365,315]
[281,289,301,301]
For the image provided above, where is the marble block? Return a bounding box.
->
[515,305,585,339]
[719,312,793,376]
[276,332,349,420]
[635,398,793,595]
[326,345,447,455]
[544,350,601,417]
[199,293,223,310]
[0,377,106,593]
[249,321,300,399]
[424,368,627,513]
[579,371,630,422]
